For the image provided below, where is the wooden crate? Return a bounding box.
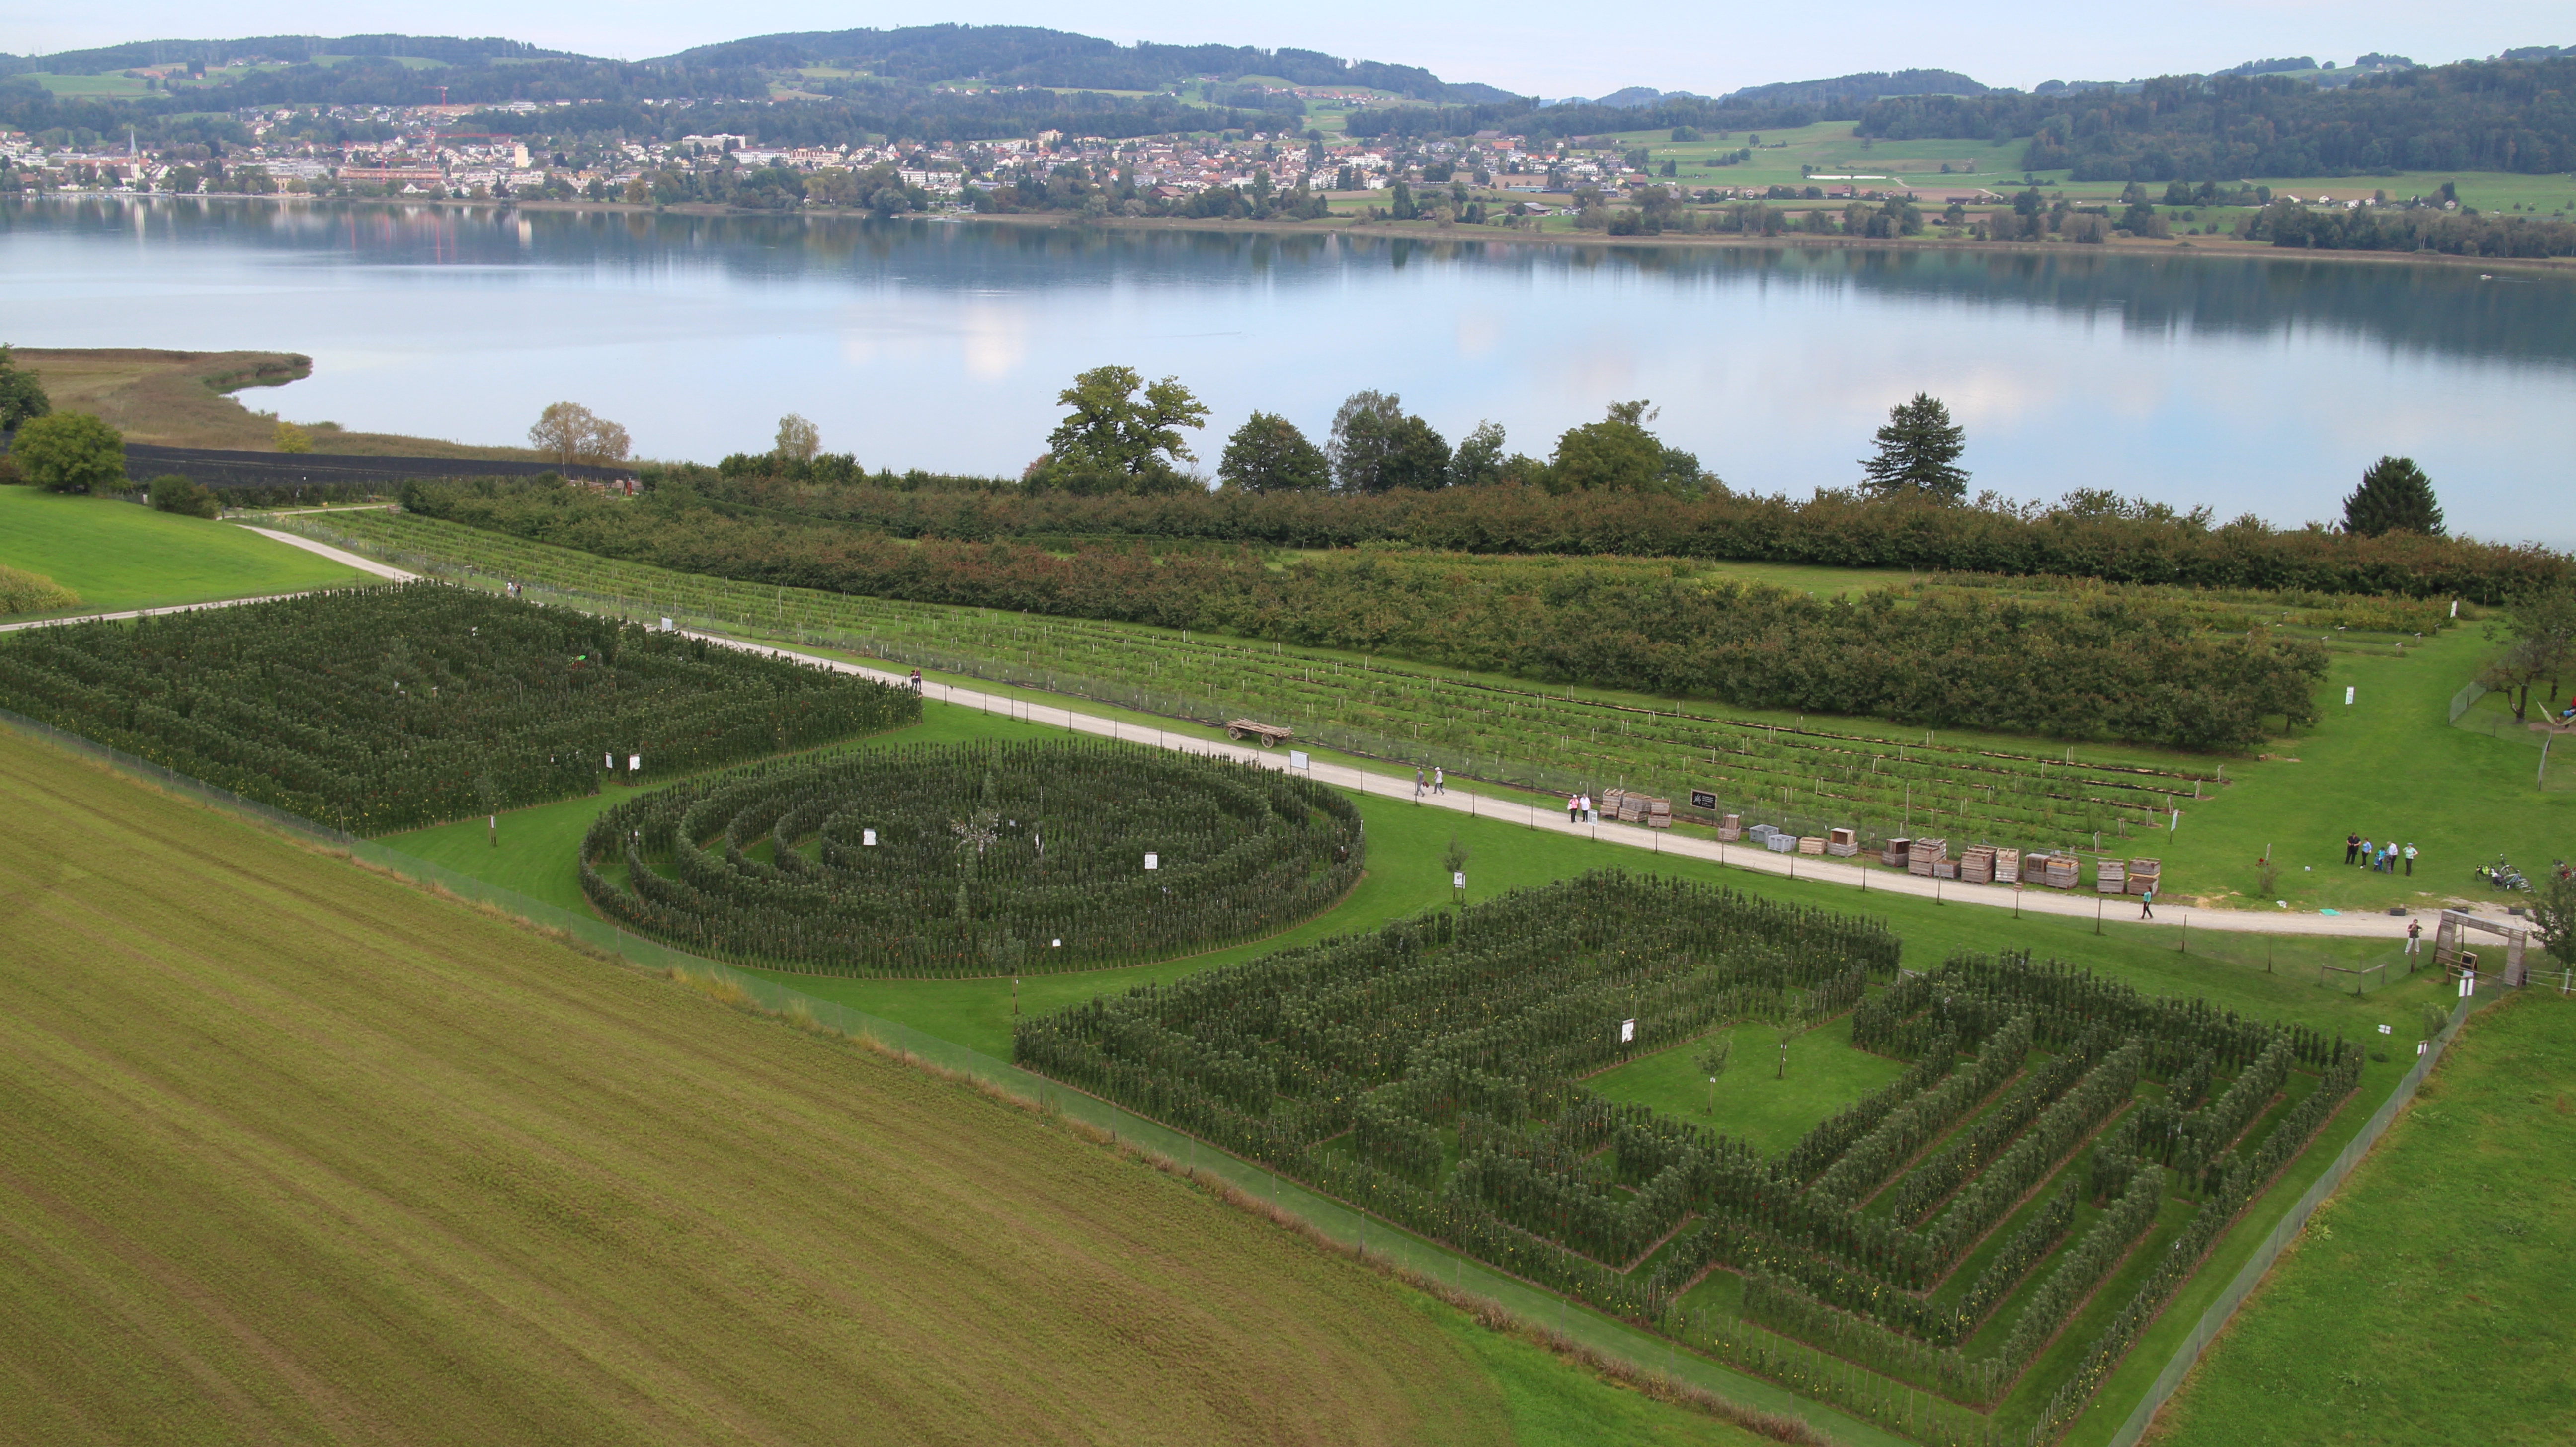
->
[1797,835,1826,855]
[2097,860,2127,893]
[2034,853,2081,889]
[1648,800,1674,830]
[1883,837,1911,867]
[2126,857,2162,895]
[1934,858,1960,879]
[1993,847,2021,885]
[1718,813,1743,842]
[1961,845,1996,884]
[1907,837,1949,877]
[1826,827,1859,857]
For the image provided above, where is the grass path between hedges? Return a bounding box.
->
[0,724,1776,1447]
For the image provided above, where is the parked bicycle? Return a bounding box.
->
[2471,855,2531,892]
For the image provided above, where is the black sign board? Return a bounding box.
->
[1690,790,1718,810]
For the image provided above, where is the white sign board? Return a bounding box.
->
[2378,1023,2391,1034]
[661,617,674,632]
[1144,853,1159,871]
[862,828,877,847]
[629,754,642,773]
[604,752,615,770]
[2459,973,2474,997]
[1289,750,1310,770]
[1453,872,1466,889]
[1619,1018,1636,1043]
[2345,686,2356,705]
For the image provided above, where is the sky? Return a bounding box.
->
[3,2,2565,99]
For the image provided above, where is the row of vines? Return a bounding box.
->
[288,510,2266,860]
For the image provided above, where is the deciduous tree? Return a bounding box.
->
[529,402,632,469]
[1045,365,1208,484]
[10,411,124,493]
[1217,411,1330,492]
[0,344,51,430]
[775,413,822,464]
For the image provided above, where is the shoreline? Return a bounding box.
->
[24,189,2571,277]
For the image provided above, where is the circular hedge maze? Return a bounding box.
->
[580,741,1365,976]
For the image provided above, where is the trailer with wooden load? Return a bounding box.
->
[1224,718,1295,747]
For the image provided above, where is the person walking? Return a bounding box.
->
[1568,793,1581,823]
[2357,837,2374,872]
[2404,842,2417,876]
[1433,766,1445,796]
[2139,886,2155,920]
[1415,768,1426,798]
[2345,832,2361,866]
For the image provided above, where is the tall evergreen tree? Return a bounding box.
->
[1859,393,1969,501]
[2341,455,2445,536]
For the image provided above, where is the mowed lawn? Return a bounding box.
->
[0,487,364,617]
[0,727,1776,1446]
[2147,992,2576,1447]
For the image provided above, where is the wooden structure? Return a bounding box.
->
[2096,859,2127,894]
[2125,857,2163,896]
[2434,908,2531,986]
[1717,813,1743,842]
[1907,837,1949,878]
[1826,828,1860,858]
[1797,835,1827,855]
[1882,837,1911,868]
[1994,847,2021,885]
[1225,718,1294,747]
[1602,789,1675,828]
[2031,852,2081,889]
[1961,844,1996,884]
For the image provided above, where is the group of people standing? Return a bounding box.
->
[2344,833,2416,875]
[1565,793,1597,823]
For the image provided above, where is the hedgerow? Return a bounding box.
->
[655,469,2575,604]
[396,480,2331,748]
[0,582,915,833]
[579,740,1362,975]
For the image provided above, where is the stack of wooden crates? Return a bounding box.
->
[1907,838,1953,879]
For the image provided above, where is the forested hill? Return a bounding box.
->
[651,24,1526,105]
[1859,55,2576,178]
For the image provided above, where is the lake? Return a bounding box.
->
[5,196,2570,544]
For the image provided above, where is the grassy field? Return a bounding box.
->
[392,693,2440,1066]
[14,347,554,458]
[2147,991,2576,1447]
[1586,1012,1909,1153]
[0,487,364,617]
[0,724,1770,1446]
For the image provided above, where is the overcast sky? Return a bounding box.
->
[6,2,2564,98]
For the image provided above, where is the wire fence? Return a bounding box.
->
[0,702,1907,1447]
[2446,678,2488,724]
[2097,983,2496,1447]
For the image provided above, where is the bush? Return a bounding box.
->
[149,474,222,518]
[9,411,125,493]
[0,562,82,616]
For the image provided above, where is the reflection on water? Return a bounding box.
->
[3,196,2568,542]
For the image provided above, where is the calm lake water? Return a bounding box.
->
[5,196,2570,544]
